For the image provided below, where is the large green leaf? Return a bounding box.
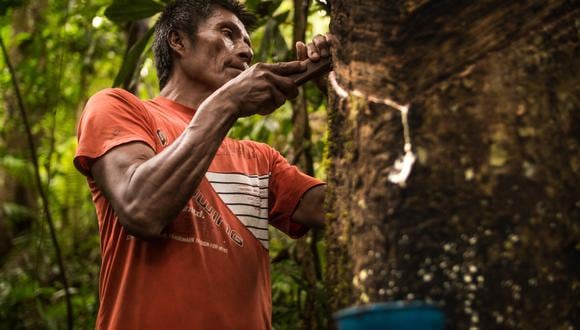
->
[104,0,164,23]
[112,26,155,88]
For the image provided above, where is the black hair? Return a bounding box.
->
[152,0,256,89]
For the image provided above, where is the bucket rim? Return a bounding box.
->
[333,300,443,320]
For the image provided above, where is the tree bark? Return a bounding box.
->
[326,0,579,328]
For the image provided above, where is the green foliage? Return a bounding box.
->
[0,0,128,327]
[255,10,290,62]
[0,0,330,328]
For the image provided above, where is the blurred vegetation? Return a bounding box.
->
[0,0,330,328]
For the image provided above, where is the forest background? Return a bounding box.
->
[1,0,579,329]
[0,0,331,328]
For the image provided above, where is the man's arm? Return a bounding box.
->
[290,184,326,228]
[91,62,305,239]
[90,98,235,238]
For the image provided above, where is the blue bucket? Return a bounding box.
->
[334,301,445,330]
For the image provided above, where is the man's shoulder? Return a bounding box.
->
[88,88,144,106]
[78,88,155,134]
[83,88,150,119]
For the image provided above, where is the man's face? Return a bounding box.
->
[180,7,253,92]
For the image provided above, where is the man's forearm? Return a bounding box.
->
[291,184,326,228]
[101,96,239,238]
[92,61,309,238]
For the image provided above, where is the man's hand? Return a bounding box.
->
[295,33,335,92]
[210,61,306,118]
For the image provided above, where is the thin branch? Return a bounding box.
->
[0,35,73,330]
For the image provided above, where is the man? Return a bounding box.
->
[74,0,331,328]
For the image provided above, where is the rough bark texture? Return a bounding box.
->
[326,0,579,328]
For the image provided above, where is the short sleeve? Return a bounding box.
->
[74,88,158,177]
[268,148,324,238]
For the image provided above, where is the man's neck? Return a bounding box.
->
[159,75,215,111]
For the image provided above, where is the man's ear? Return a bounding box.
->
[168,30,188,57]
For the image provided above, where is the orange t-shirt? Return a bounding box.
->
[74,88,322,329]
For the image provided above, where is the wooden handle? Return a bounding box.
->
[288,57,332,86]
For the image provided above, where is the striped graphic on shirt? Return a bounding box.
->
[206,171,270,249]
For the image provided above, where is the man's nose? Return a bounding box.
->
[235,43,253,64]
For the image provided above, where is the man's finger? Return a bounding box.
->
[312,35,330,58]
[265,73,299,99]
[278,76,299,99]
[268,84,287,109]
[295,41,308,61]
[306,43,320,61]
[264,61,306,75]
[325,32,338,46]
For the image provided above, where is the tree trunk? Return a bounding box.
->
[326,0,579,329]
